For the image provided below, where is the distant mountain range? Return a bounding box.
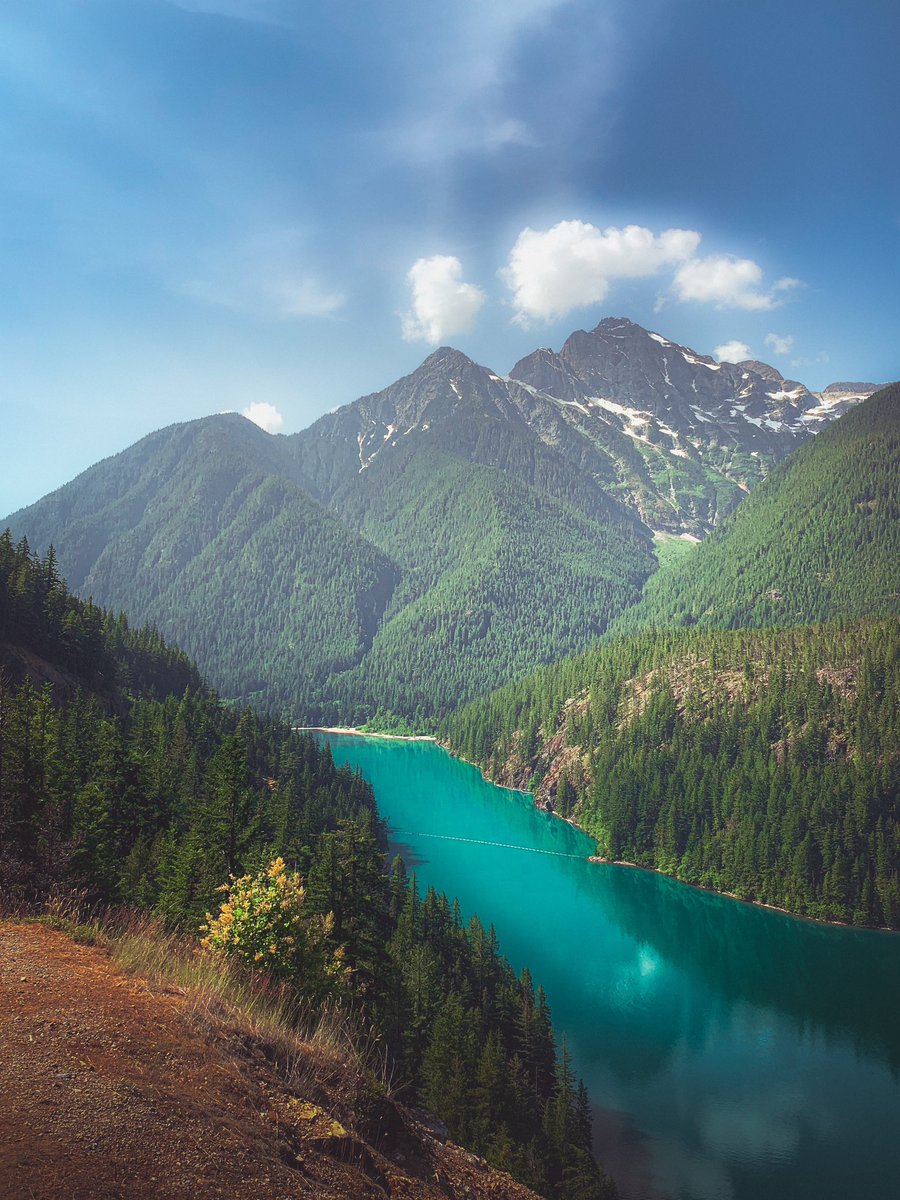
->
[4,316,886,721]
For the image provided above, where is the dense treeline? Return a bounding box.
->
[319,450,651,724]
[0,529,200,700]
[608,383,900,637]
[0,540,615,1199]
[5,406,654,727]
[444,621,899,928]
[308,826,613,1196]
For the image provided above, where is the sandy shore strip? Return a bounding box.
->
[295,725,437,742]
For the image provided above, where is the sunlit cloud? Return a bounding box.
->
[672,255,792,311]
[714,340,752,363]
[402,255,487,344]
[502,220,700,324]
[241,401,283,432]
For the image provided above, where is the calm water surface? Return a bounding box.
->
[323,734,900,1200]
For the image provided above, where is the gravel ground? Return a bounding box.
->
[0,921,538,1200]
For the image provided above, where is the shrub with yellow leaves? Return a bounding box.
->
[200,858,349,1001]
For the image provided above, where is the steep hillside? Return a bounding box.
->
[609,383,900,634]
[0,529,200,704]
[5,414,401,716]
[443,621,899,928]
[0,921,543,1200]
[292,348,654,718]
[0,540,617,1199]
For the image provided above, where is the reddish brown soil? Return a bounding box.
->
[0,921,537,1200]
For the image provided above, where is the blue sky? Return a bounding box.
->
[3,0,898,514]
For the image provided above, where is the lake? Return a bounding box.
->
[322,733,900,1200]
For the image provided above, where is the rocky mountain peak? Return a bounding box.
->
[292,313,869,539]
[823,381,881,395]
[417,345,481,374]
[738,360,784,383]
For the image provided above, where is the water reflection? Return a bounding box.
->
[323,734,900,1200]
[589,861,900,1075]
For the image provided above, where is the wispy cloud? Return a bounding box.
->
[765,332,794,356]
[377,0,624,165]
[180,228,346,320]
[164,0,294,26]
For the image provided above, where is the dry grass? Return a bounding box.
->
[11,893,393,1117]
[105,909,392,1103]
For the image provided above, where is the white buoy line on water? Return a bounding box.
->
[390,831,586,858]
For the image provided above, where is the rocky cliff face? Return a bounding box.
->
[294,317,865,538]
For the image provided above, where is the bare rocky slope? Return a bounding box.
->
[0,920,541,1200]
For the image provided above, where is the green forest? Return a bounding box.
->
[444,621,899,928]
[4,397,656,725]
[0,532,615,1200]
[609,383,900,636]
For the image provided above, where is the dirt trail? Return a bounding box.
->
[0,921,536,1200]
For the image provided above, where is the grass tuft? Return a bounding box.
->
[103,910,391,1112]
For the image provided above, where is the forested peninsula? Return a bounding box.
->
[443,621,899,929]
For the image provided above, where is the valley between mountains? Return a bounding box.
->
[2,313,897,1200]
[4,317,896,930]
[3,317,884,725]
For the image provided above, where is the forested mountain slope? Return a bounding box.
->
[0,538,616,1199]
[4,318,870,723]
[291,348,654,719]
[4,413,401,716]
[608,383,900,634]
[444,621,899,928]
[442,386,900,928]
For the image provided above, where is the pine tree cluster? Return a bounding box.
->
[0,534,616,1199]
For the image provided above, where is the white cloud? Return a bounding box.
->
[501,220,701,324]
[713,340,752,363]
[672,254,787,311]
[241,401,283,433]
[402,255,486,344]
[764,332,794,356]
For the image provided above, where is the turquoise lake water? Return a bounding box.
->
[322,733,900,1200]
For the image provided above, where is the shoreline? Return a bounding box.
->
[585,855,896,932]
[299,724,894,934]
[435,744,894,933]
[297,725,437,743]
[433,746,895,934]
